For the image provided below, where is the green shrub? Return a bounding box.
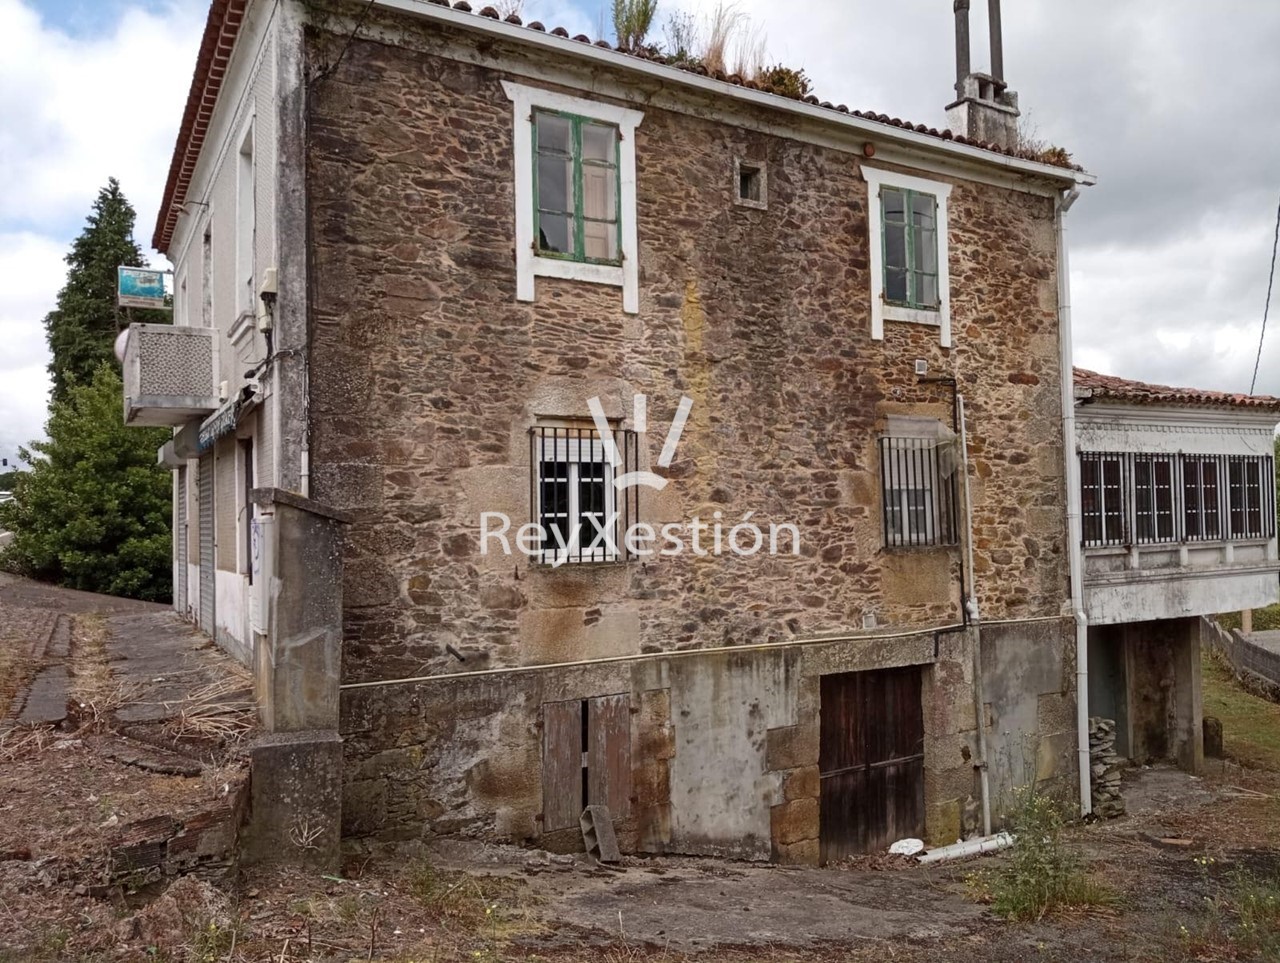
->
[974,786,1117,921]
[756,63,811,98]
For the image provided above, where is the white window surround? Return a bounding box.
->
[861,165,953,348]
[502,80,644,314]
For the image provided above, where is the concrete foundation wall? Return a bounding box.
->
[980,619,1078,815]
[341,618,1075,862]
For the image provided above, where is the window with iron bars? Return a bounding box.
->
[879,436,959,548]
[1079,451,1275,547]
[530,426,638,565]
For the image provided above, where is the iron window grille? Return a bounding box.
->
[1079,451,1274,548]
[530,426,638,565]
[533,110,622,266]
[880,186,940,310]
[1080,452,1126,546]
[879,436,959,548]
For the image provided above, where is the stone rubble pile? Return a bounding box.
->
[1089,716,1126,818]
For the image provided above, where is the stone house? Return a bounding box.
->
[1072,368,1280,780]
[128,0,1099,864]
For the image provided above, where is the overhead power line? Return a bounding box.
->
[1249,193,1280,395]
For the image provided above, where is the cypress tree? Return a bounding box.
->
[1,180,172,601]
[42,178,168,404]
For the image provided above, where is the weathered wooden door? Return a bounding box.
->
[541,694,631,832]
[819,666,925,862]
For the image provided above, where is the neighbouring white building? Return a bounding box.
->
[1074,367,1280,772]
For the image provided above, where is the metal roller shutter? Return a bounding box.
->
[175,466,188,618]
[198,453,215,635]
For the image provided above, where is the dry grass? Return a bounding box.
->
[67,614,145,723]
[0,646,36,716]
[0,724,54,762]
[163,675,257,742]
[702,2,744,76]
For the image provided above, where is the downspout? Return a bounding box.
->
[1056,186,1092,817]
[957,394,992,837]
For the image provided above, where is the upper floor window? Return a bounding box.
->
[1133,455,1176,543]
[1080,453,1125,547]
[534,111,620,264]
[1079,450,1275,547]
[1182,456,1222,541]
[879,433,958,548]
[503,82,644,314]
[236,119,255,319]
[861,166,953,347]
[1228,456,1269,539]
[881,187,939,310]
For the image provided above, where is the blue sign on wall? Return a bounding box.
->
[117,267,169,309]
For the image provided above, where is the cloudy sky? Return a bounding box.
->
[2,0,1278,467]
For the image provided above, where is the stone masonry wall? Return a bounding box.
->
[305,23,1069,685]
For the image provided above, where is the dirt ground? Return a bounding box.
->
[3,576,1280,962]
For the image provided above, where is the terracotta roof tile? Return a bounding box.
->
[152,0,1085,252]
[1074,368,1280,413]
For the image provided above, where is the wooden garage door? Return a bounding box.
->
[819,666,925,862]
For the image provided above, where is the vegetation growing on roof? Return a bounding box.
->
[1017,112,1075,168]
[612,0,660,53]
[756,63,812,99]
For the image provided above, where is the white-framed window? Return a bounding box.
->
[502,81,644,314]
[878,430,959,549]
[236,116,256,320]
[531,425,640,565]
[175,268,188,327]
[861,166,953,347]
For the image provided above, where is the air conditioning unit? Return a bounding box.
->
[122,323,220,427]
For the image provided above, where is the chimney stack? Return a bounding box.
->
[946,0,1020,150]
[954,1,970,91]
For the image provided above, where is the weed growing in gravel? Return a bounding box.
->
[187,918,237,963]
[968,786,1117,921]
[1179,861,1280,959]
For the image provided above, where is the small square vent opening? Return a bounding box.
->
[734,158,767,209]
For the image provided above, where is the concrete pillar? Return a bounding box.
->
[245,488,351,870]
[250,487,350,732]
[1170,618,1204,774]
[1242,609,1253,635]
[241,730,343,870]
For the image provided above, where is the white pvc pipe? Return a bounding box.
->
[918,832,1014,865]
[1056,187,1092,818]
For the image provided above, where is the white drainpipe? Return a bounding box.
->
[1056,186,1092,817]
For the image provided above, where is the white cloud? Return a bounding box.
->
[656,0,1280,397]
[0,0,205,462]
[0,0,206,238]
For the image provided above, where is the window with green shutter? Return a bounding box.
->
[533,110,622,266]
[881,186,939,310]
